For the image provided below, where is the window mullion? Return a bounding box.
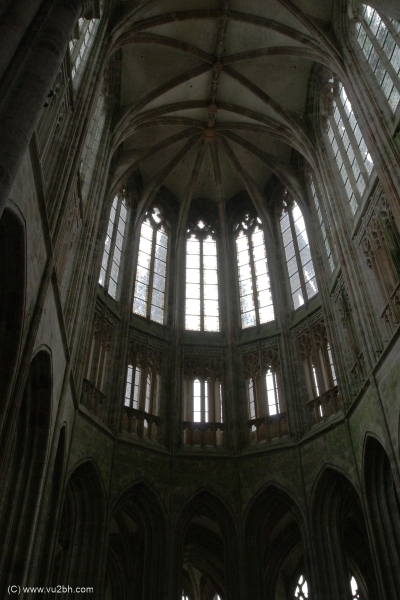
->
[335,100,369,184]
[105,198,121,291]
[146,226,157,319]
[200,237,204,331]
[288,208,307,302]
[249,230,260,326]
[381,14,400,48]
[329,118,362,204]
[362,19,400,93]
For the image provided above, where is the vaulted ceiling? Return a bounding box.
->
[109,0,337,207]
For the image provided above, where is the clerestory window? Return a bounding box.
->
[356,5,400,113]
[327,80,374,214]
[235,213,274,329]
[133,207,169,324]
[99,195,128,299]
[280,197,318,310]
[69,17,100,82]
[309,178,336,272]
[185,220,219,332]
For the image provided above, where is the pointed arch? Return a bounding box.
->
[0,349,52,595]
[363,435,400,598]
[244,482,308,600]
[105,479,167,600]
[311,466,378,600]
[174,488,239,600]
[0,206,26,426]
[51,459,106,594]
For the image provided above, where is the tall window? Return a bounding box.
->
[294,575,309,599]
[280,198,318,309]
[310,178,335,272]
[69,17,100,82]
[133,207,169,324]
[124,344,161,416]
[191,378,223,423]
[327,80,374,214]
[356,5,400,113]
[185,220,219,331]
[350,575,361,599]
[235,213,274,328]
[99,195,128,299]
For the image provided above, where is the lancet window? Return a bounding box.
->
[124,341,161,416]
[133,207,169,324]
[327,80,374,214]
[69,17,100,81]
[183,353,223,424]
[297,319,339,420]
[350,575,361,599]
[185,220,219,332]
[280,197,318,309]
[234,213,274,328]
[99,195,128,299]
[243,345,284,425]
[356,5,400,113]
[310,178,335,272]
[294,575,309,599]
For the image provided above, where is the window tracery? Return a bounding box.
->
[309,178,336,272]
[294,574,309,599]
[296,317,339,421]
[182,350,223,447]
[99,195,128,299]
[234,212,274,328]
[69,17,100,82]
[280,197,318,309]
[326,80,374,214]
[356,5,400,113]
[185,220,219,332]
[133,207,169,324]
[122,338,162,440]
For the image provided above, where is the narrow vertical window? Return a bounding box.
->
[133,207,169,324]
[280,198,318,309]
[235,213,274,329]
[69,17,100,82]
[350,575,361,599]
[310,178,335,271]
[327,343,337,385]
[356,5,400,113]
[248,379,256,420]
[99,195,128,300]
[294,574,309,599]
[266,369,280,416]
[193,379,201,421]
[185,220,219,331]
[125,365,141,409]
[327,81,374,214]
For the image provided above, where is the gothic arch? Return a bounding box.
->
[0,349,52,595]
[244,482,308,600]
[174,488,239,600]
[363,435,400,598]
[311,465,378,600]
[0,206,26,429]
[51,459,106,598]
[105,479,167,600]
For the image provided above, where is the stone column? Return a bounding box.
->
[0,0,96,217]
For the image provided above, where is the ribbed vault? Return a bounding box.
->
[109,0,337,206]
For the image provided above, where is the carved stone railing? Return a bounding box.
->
[81,378,107,423]
[182,422,224,448]
[381,282,400,338]
[121,406,161,441]
[307,385,341,424]
[248,412,288,444]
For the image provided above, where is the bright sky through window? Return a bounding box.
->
[235,214,274,329]
[357,5,400,112]
[280,200,318,309]
[185,220,219,331]
[99,195,127,299]
[294,574,309,599]
[133,207,168,324]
